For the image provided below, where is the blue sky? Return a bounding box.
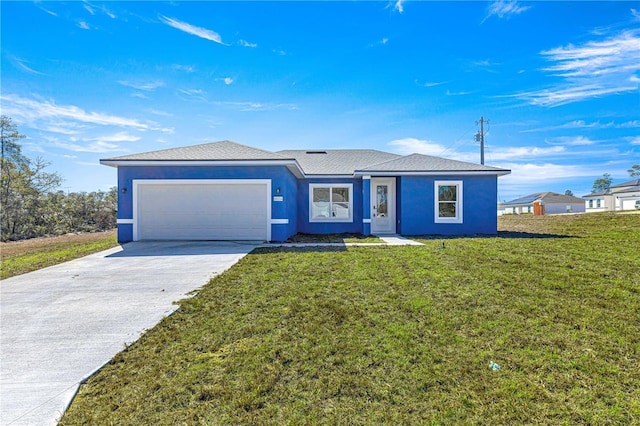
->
[2,1,639,200]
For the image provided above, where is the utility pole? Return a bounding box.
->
[474,116,489,165]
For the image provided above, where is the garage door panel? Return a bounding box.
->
[137,182,269,241]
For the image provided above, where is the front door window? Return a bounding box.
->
[370,178,395,234]
[376,185,388,217]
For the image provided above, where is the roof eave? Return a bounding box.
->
[355,170,511,176]
[99,159,305,178]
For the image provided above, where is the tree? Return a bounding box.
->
[1,117,63,240]
[0,115,26,162]
[564,189,574,196]
[629,164,640,177]
[0,116,117,240]
[591,173,613,193]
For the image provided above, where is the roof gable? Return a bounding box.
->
[358,153,510,174]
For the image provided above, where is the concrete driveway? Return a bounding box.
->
[0,241,258,426]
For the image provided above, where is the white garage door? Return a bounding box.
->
[136,181,269,241]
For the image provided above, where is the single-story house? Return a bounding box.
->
[583,179,640,213]
[499,192,586,215]
[100,141,510,242]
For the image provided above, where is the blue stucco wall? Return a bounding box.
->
[114,165,499,242]
[116,165,298,242]
[362,178,371,235]
[398,175,499,235]
[296,178,364,235]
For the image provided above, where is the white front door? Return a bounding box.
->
[370,178,396,234]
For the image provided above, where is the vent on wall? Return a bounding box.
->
[306,151,327,154]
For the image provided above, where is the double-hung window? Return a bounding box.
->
[435,181,463,224]
[309,184,353,222]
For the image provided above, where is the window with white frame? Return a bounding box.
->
[596,199,601,208]
[435,181,463,224]
[309,184,353,222]
[589,200,593,208]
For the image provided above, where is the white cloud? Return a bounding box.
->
[497,162,594,184]
[628,136,640,145]
[40,7,58,16]
[159,15,226,45]
[224,77,234,85]
[118,80,165,91]
[44,132,140,154]
[178,88,207,102]
[388,138,476,161]
[1,94,151,130]
[389,138,449,156]
[239,40,257,48]
[172,64,195,73]
[51,139,122,153]
[482,1,531,24]
[84,4,95,15]
[445,89,473,96]
[77,21,91,30]
[521,119,640,133]
[489,146,566,161]
[518,85,637,107]
[146,108,173,117]
[1,94,172,137]
[541,30,640,78]
[632,8,640,20]
[416,80,449,87]
[389,137,580,164]
[9,56,44,75]
[544,136,595,146]
[394,0,404,14]
[91,132,141,143]
[517,29,640,107]
[216,101,298,112]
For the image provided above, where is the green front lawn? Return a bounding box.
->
[61,214,640,424]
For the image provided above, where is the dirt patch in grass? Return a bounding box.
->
[286,233,383,243]
[1,230,117,256]
[1,230,118,279]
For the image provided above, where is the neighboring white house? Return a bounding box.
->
[499,192,585,215]
[583,179,640,213]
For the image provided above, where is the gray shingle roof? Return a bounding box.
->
[611,179,640,188]
[102,140,291,161]
[539,192,585,204]
[276,149,400,175]
[503,192,585,206]
[614,185,640,194]
[358,153,509,173]
[101,141,510,176]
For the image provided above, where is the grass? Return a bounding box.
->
[0,230,118,280]
[60,213,639,424]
